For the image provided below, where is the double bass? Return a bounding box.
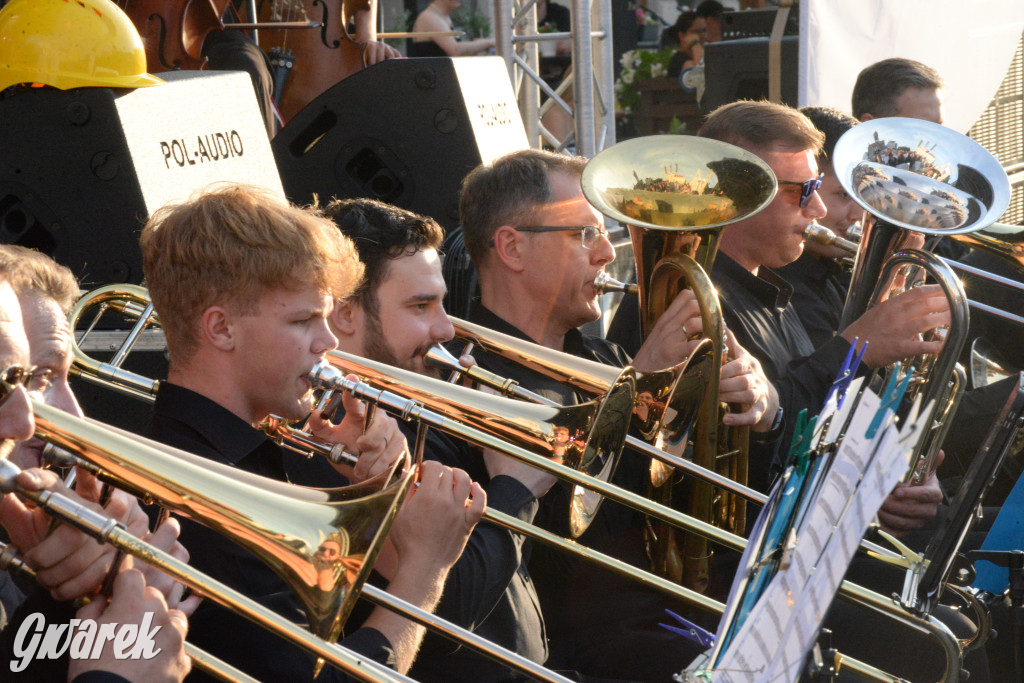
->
[114,0,233,72]
[255,0,368,123]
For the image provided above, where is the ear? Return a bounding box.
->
[490,225,528,273]
[330,298,359,338]
[859,112,875,122]
[200,306,235,352]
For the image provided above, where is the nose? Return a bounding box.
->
[803,190,827,221]
[46,380,84,418]
[434,310,455,344]
[0,386,35,443]
[591,230,616,266]
[312,317,339,355]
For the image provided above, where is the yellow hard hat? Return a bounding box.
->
[0,0,164,92]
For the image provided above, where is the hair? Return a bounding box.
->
[0,245,78,313]
[459,149,588,268]
[851,58,944,120]
[662,11,699,49]
[324,198,444,317]
[696,0,724,19]
[140,184,363,364]
[698,100,824,157]
[799,105,859,169]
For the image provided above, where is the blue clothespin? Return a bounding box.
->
[659,609,716,650]
[825,338,869,410]
[866,363,915,439]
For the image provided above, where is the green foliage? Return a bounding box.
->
[451,7,491,40]
[614,47,676,117]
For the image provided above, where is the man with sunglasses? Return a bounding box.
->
[698,100,950,502]
[458,148,779,680]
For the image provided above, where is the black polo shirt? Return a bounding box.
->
[776,251,851,349]
[712,253,851,487]
[466,302,704,681]
[144,382,396,682]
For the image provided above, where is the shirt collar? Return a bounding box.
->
[153,382,273,466]
[715,253,794,312]
[468,300,587,355]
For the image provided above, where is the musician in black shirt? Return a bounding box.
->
[138,185,482,681]
[325,197,553,682]
[457,149,780,680]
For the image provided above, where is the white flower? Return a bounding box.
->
[621,70,634,85]
[651,63,667,78]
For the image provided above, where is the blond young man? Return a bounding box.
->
[139,185,482,680]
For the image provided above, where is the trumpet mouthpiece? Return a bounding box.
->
[803,222,859,255]
[593,272,639,296]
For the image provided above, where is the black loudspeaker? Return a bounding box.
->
[702,36,799,113]
[0,71,280,287]
[0,88,150,286]
[272,56,528,231]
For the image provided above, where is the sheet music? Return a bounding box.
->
[702,384,928,682]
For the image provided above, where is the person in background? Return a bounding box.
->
[851,57,944,124]
[662,11,707,78]
[410,0,495,57]
[696,0,725,43]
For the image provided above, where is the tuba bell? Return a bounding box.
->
[581,134,777,590]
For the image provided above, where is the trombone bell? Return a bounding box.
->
[31,400,411,645]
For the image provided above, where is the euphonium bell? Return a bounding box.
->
[581,135,777,590]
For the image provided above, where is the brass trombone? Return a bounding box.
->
[25,403,582,683]
[304,359,967,682]
[0,538,260,683]
[14,401,415,683]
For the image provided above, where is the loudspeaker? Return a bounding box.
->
[0,87,150,286]
[0,71,281,287]
[272,56,528,231]
[702,36,799,113]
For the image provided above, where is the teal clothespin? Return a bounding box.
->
[787,409,817,476]
[866,363,915,439]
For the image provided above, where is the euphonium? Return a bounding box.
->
[580,134,777,590]
[832,116,1011,483]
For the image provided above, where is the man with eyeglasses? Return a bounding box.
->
[0,263,191,682]
[458,148,780,680]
